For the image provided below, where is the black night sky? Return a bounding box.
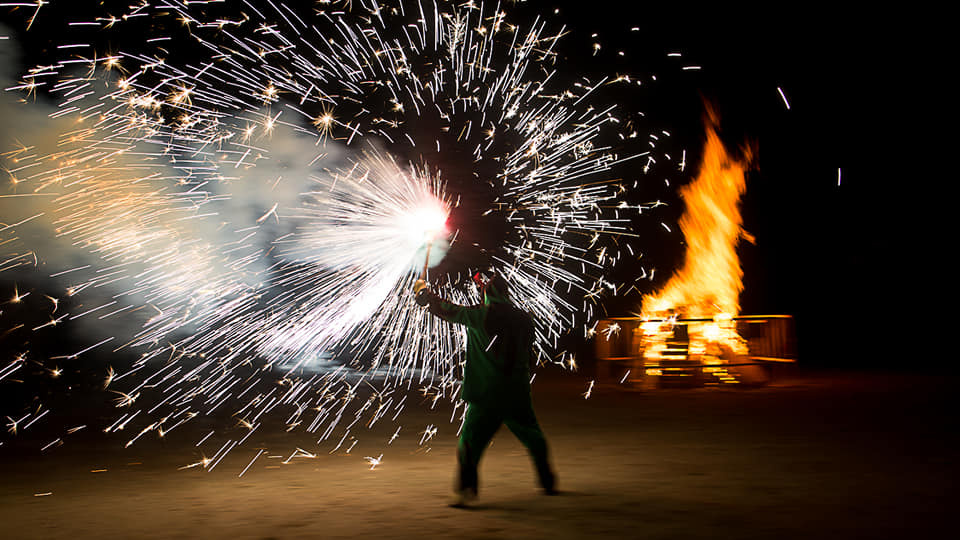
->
[0,1,926,371]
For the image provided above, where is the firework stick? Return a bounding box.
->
[421,241,433,281]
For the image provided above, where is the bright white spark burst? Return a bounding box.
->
[0,0,668,465]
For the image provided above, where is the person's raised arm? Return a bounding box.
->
[414,280,484,329]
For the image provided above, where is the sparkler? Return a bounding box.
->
[0,0,676,467]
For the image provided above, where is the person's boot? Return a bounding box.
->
[451,453,479,507]
[537,463,558,495]
[450,486,478,508]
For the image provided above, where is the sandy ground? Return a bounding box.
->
[0,370,954,539]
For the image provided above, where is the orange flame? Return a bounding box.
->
[634,111,756,385]
[642,110,752,319]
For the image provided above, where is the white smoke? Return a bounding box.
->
[0,29,339,354]
[1,27,447,365]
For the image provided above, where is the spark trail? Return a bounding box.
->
[0,0,671,465]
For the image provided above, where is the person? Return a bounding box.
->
[413,272,556,506]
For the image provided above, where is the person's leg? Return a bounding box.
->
[504,396,556,493]
[457,401,502,496]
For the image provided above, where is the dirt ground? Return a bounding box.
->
[0,369,954,539]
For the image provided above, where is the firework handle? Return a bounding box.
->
[421,241,433,280]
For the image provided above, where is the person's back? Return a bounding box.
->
[414,273,556,506]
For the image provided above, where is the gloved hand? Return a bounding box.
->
[413,279,430,306]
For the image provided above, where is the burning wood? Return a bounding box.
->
[638,110,759,385]
[595,110,794,387]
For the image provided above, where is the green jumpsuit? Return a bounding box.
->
[418,278,555,494]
